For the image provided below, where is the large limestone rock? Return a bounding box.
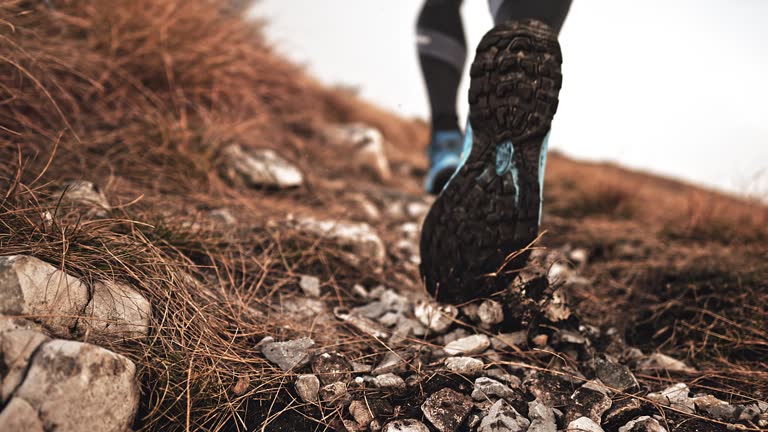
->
[0,397,44,432]
[0,255,89,336]
[290,217,386,269]
[324,123,392,181]
[0,323,50,402]
[221,144,303,189]
[78,280,151,340]
[13,339,139,432]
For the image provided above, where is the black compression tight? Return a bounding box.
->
[417,0,572,132]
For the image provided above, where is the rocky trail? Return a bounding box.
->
[1,1,766,431]
[1,124,766,432]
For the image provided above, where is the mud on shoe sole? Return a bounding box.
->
[419,19,563,303]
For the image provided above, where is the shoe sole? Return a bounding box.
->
[419,20,563,303]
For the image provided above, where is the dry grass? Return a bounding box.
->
[545,152,768,243]
[0,154,394,430]
[0,1,405,430]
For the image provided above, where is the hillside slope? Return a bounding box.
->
[0,1,766,431]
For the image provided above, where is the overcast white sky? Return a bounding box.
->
[250,0,768,198]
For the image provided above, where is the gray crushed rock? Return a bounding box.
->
[295,374,320,403]
[299,275,321,297]
[421,388,473,432]
[471,377,517,403]
[478,399,530,432]
[618,416,668,432]
[260,337,314,371]
[444,334,490,356]
[382,419,430,432]
[647,383,695,414]
[444,357,484,376]
[568,416,605,432]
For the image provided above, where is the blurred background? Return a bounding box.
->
[250,0,768,199]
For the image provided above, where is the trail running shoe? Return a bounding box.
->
[419,20,562,303]
[425,130,464,195]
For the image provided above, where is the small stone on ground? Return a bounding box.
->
[261,337,315,371]
[295,374,320,403]
[478,399,530,432]
[444,334,490,356]
[421,388,473,432]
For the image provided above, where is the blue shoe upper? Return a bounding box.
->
[425,129,466,194]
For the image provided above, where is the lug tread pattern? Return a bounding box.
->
[420,20,563,303]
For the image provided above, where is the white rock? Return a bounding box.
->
[568,248,589,266]
[334,308,390,339]
[15,340,138,432]
[542,287,571,322]
[444,334,490,356]
[282,297,331,325]
[351,301,387,319]
[547,262,572,284]
[373,373,406,389]
[567,416,604,432]
[692,395,739,421]
[292,217,386,269]
[299,275,321,297]
[295,374,320,403]
[472,377,516,403]
[222,145,303,189]
[261,337,315,371]
[325,124,391,181]
[383,419,430,432]
[0,327,50,402]
[352,284,369,298]
[379,289,411,312]
[484,369,522,388]
[558,330,588,345]
[378,312,401,327]
[78,280,151,340]
[647,383,695,414]
[396,317,427,338]
[444,357,484,375]
[637,353,696,373]
[582,380,612,396]
[319,381,348,404]
[372,351,407,375]
[0,255,89,336]
[414,301,457,334]
[208,208,237,225]
[351,361,372,373]
[58,180,111,216]
[0,397,44,432]
[618,416,667,432]
[477,300,504,326]
[491,331,527,350]
[478,399,530,432]
[528,399,557,432]
[406,200,431,219]
[443,328,470,345]
[349,400,375,428]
